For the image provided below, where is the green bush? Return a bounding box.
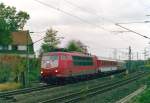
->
[0,55,41,84]
[0,62,11,82]
[28,58,40,81]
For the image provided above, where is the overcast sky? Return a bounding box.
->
[1,0,150,59]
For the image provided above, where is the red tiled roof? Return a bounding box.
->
[11,31,32,45]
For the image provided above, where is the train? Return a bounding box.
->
[40,52,126,83]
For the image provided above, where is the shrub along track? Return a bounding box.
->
[39,71,147,103]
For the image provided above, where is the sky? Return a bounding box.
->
[1,0,150,60]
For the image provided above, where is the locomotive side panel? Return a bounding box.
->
[70,55,97,76]
[58,54,73,77]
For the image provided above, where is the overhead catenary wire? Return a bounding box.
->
[33,0,117,44]
[30,30,65,45]
[30,31,132,60]
[32,0,134,58]
[63,0,112,24]
[33,0,136,46]
[62,0,137,45]
[115,23,150,39]
[63,0,127,31]
[33,0,150,42]
[64,0,150,41]
[33,0,133,45]
[32,36,45,44]
[32,0,149,60]
[34,0,108,32]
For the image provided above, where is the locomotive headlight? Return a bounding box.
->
[46,61,50,63]
[41,71,43,74]
[55,69,58,73]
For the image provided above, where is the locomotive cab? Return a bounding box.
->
[41,54,59,77]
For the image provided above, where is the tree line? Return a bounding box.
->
[41,28,88,54]
[0,3,29,45]
[0,3,88,85]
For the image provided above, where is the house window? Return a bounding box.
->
[12,45,18,50]
[8,45,12,50]
[3,45,8,50]
[0,45,9,50]
[18,45,27,51]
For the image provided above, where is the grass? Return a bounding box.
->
[128,88,150,103]
[127,73,150,103]
[129,88,150,103]
[137,88,150,103]
[0,82,21,91]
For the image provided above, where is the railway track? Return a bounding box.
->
[39,71,147,103]
[0,83,56,100]
[0,71,125,102]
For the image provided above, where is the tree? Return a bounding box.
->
[41,28,60,52]
[0,31,12,45]
[67,40,88,53]
[0,3,30,31]
[0,3,30,44]
[66,40,82,52]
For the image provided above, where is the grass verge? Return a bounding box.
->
[128,74,150,103]
[0,82,21,91]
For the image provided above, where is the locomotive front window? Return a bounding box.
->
[42,55,58,61]
[41,55,59,68]
[50,55,58,60]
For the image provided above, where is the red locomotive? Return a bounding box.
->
[40,52,125,83]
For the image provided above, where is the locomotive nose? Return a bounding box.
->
[41,70,43,74]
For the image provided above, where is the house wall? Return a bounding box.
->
[19,54,35,58]
[8,45,12,50]
[18,45,27,51]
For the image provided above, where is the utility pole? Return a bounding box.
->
[23,30,30,87]
[27,30,30,85]
[144,48,146,60]
[143,48,149,65]
[137,52,139,60]
[128,46,131,70]
[113,49,117,59]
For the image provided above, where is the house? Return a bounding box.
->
[0,31,35,58]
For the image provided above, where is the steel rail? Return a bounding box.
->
[39,71,145,103]
[64,73,146,103]
[0,84,56,99]
[0,70,125,99]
